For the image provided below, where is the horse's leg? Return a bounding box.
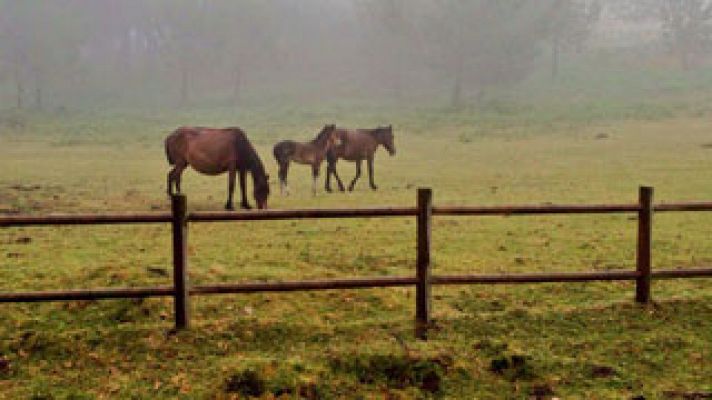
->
[348,160,362,192]
[367,156,378,190]
[325,161,333,193]
[167,164,186,196]
[278,161,290,196]
[278,161,285,196]
[238,169,252,210]
[174,164,185,194]
[332,162,345,192]
[167,169,173,196]
[311,164,319,196]
[225,168,236,210]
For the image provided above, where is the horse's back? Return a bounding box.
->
[166,126,246,174]
[273,140,297,162]
[332,128,377,160]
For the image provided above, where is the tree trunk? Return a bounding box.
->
[392,47,404,101]
[392,70,403,102]
[450,54,464,108]
[551,34,560,80]
[33,71,43,110]
[118,31,133,75]
[231,65,242,106]
[180,64,189,107]
[14,67,23,109]
[678,44,691,70]
[35,86,42,110]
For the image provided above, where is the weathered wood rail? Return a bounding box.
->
[1,187,711,338]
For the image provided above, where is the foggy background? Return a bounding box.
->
[0,0,711,113]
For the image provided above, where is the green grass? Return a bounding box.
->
[1,108,711,399]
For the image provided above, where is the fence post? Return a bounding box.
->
[636,186,653,303]
[415,188,433,339]
[171,194,190,329]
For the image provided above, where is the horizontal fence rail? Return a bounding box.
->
[654,202,712,212]
[3,268,711,303]
[0,286,174,302]
[0,213,172,227]
[1,187,711,338]
[433,204,641,215]
[189,207,418,222]
[190,276,420,295]
[3,202,711,227]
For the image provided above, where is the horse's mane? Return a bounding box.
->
[311,125,335,144]
[366,126,390,137]
[233,128,266,177]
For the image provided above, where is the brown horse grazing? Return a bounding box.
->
[165,126,270,210]
[272,124,337,196]
[325,125,396,192]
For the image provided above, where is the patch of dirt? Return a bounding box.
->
[1,184,68,213]
[664,391,712,399]
[329,352,453,394]
[9,184,41,192]
[489,354,537,381]
[529,383,555,399]
[591,365,616,378]
[224,369,265,397]
[146,267,169,277]
[14,236,32,245]
[700,143,712,149]
[0,356,9,375]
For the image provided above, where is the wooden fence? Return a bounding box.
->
[1,186,711,339]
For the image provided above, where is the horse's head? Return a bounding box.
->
[254,173,270,209]
[376,125,395,156]
[318,124,338,149]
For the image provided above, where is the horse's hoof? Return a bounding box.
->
[241,203,252,210]
[371,186,378,191]
[225,204,235,211]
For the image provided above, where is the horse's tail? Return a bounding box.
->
[273,141,295,165]
[165,136,175,165]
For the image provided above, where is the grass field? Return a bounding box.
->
[0,106,711,399]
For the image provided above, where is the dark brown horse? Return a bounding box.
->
[325,125,395,192]
[273,124,337,196]
[165,126,270,210]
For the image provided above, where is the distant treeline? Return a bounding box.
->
[0,0,710,111]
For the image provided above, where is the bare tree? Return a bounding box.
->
[660,0,712,68]
[354,0,419,100]
[549,0,603,79]
[420,0,557,107]
[0,0,86,110]
[616,0,712,68]
[0,9,27,108]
